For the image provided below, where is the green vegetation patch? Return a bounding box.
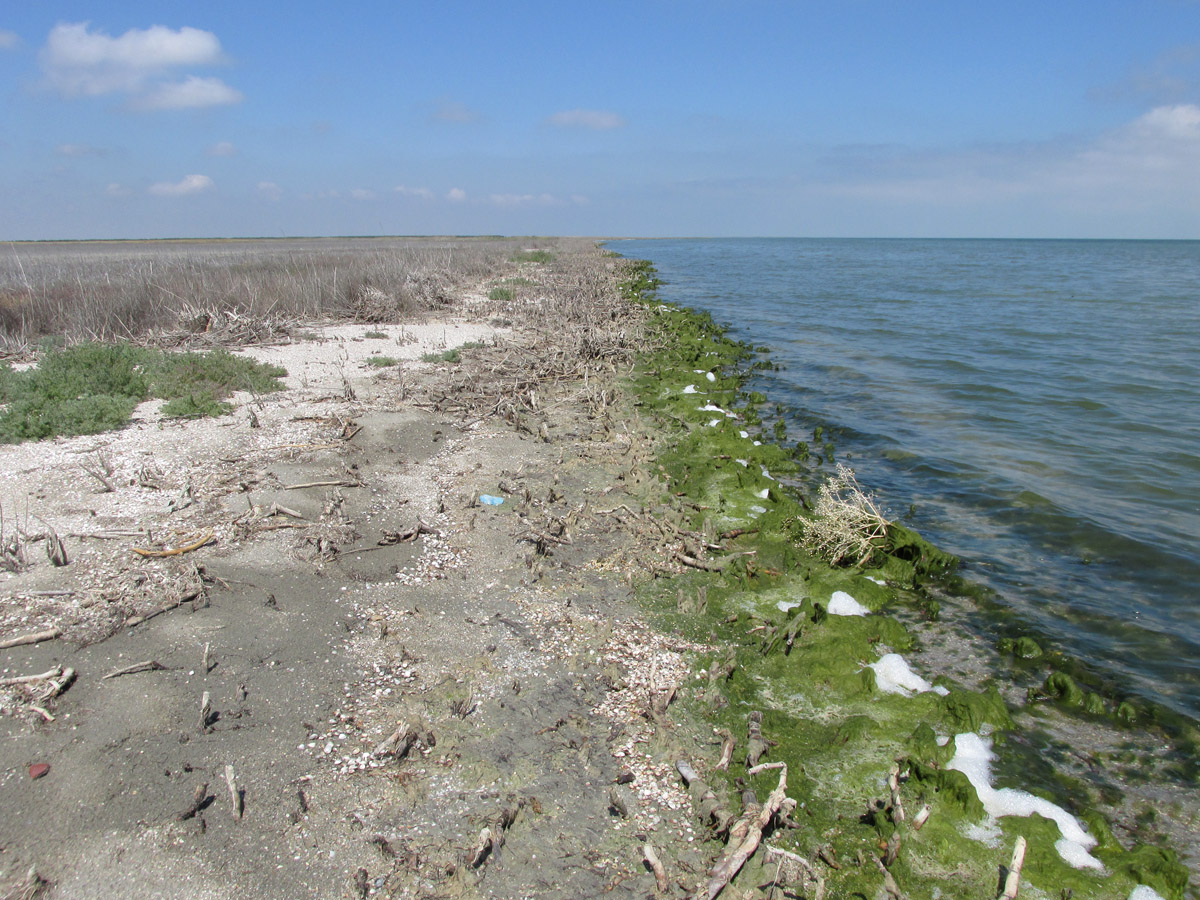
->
[510,249,554,264]
[366,356,400,368]
[613,257,1190,900]
[0,342,286,442]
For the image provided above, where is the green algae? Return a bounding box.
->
[614,259,1192,899]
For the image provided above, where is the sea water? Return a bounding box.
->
[614,238,1200,723]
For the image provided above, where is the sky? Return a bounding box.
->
[2,1,1200,240]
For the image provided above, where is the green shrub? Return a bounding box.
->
[488,286,514,302]
[421,349,461,364]
[366,356,399,367]
[0,343,287,442]
[511,249,553,264]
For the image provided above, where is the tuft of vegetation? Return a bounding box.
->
[363,330,388,339]
[0,342,286,442]
[487,286,514,303]
[800,463,891,566]
[366,356,399,368]
[421,349,461,364]
[511,249,554,264]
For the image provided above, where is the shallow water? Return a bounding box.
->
[614,238,1200,722]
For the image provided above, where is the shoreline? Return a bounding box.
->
[0,241,1194,898]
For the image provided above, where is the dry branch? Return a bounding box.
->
[101,660,166,680]
[1000,836,1027,900]
[701,763,791,900]
[131,530,214,558]
[224,764,242,819]
[0,627,61,650]
[643,843,669,893]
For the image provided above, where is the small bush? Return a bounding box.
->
[421,349,461,364]
[364,330,388,339]
[366,356,399,367]
[511,249,553,264]
[488,286,514,303]
[800,464,891,566]
[0,343,287,441]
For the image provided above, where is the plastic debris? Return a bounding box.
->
[478,494,504,506]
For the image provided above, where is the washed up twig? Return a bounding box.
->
[125,589,202,627]
[0,667,65,687]
[999,836,1027,900]
[224,764,242,819]
[0,627,61,650]
[131,531,214,558]
[176,782,210,821]
[676,550,756,573]
[702,762,790,900]
[643,843,669,893]
[283,479,362,490]
[372,721,419,759]
[102,660,166,680]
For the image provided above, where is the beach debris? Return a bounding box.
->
[224,764,243,819]
[999,836,1027,900]
[131,530,215,558]
[102,660,166,680]
[703,761,792,900]
[0,866,49,900]
[676,758,735,834]
[800,464,890,566]
[478,494,504,506]
[28,763,50,780]
[642,842,669,893]
[0,627,61,650]
[176,782,211,821]
[200,691,213,734]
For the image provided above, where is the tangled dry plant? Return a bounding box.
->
[800,463,891,566]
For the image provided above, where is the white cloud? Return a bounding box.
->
[350,188,376,200]
[105,182,130,197]
[207,141,236,157]
[149,174,214,197]
[136,75,242,110]
[39,22,239,110]
[394,185,434,199]
[432,100,480,124]
[446,187,467,202]
[57,143,105,157]
[488,193,558,208]
[0,29,20,49]
[257,181,282,201]
[546,108,626,130]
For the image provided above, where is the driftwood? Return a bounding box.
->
[131,531,214,558]
[643,843,669,893]
[372,721,419,759]
[701,762,791,900]
[0,627,61,650]
[763,846,825,900]
[676,759,736,835]
[224,764,243,819]
[873,855,905,900]
[1000,836,1027,900]
[745,711,768,768]
[176,782,210,821]
[468,798,523,868]
[1,666,74,703]
[283,478,362,490]
[102,660,166,680]
[715,728,735,771]
[125,589,203,627]
[200,692,212,734]
[912,804,932,830]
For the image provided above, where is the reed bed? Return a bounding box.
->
[0,237,529,354]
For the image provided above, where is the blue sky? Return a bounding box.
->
[2,1,1200,239]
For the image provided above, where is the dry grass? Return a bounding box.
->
[0,237,526,353]
[800,463,891,566]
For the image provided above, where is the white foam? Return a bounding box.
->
[750,505,767,514]
[756,488,770,499]
[946,733,1104,871]
[736,459,749,467]
[682,384,699,394]
[707,419,722,427]
[739,430,750,438]
[706,371,717,382]
[865,575,886,585]
[699,403,726,413]
[827,591,870,617]
[776,600,802,613]
[760,467,774,480]
[1129,887,1167,900]
[869,653,948,696]
[753,440,762,446]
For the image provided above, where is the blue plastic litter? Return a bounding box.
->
[478,494,504,506]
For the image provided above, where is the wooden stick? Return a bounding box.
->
[0,627,61,650]
[176,782,210,821]
[224,764,242,819]
[200,692,212,734]
[283,479,362,490]
[1,667,63,687]
[102,660,165,680]
[715,728,735,771]
[703,763,790,900]
[202,643,211,674]
[1000,836,1027,900]
[131,530,214,558]
[643,843,669,893]
[912,804,932,831]
[888,765,906,823]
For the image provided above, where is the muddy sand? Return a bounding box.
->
[0,251,704,899]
